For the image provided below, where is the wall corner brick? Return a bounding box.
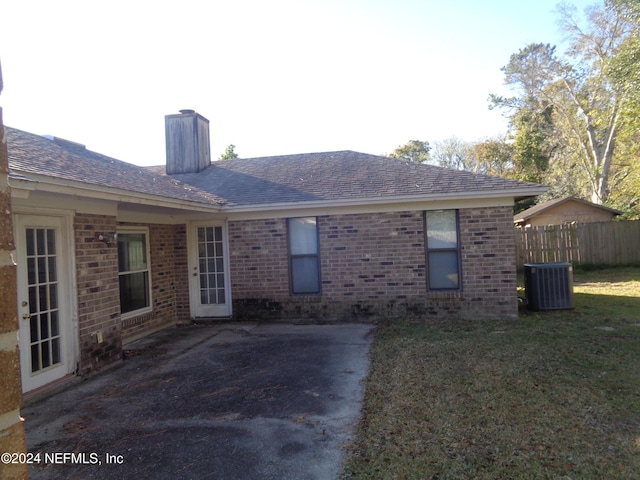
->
[0,60,29,479]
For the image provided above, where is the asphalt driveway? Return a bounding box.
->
[22,323,374,480]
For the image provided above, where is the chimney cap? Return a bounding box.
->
[179,109,196,114]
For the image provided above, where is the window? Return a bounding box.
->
[425,210,461,290]
[118,229,152,316]
[288,217,320,294]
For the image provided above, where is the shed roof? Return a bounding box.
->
[514,196,622,223]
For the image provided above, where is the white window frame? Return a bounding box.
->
[118,226,153,319]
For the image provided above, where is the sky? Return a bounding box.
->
[0,0,598,166]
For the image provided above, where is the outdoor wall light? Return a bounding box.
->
[95,232,118,245]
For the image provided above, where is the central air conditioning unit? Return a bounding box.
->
[524,262,574,311]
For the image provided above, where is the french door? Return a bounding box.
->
[188,222,232,318]
[15,215,75,392]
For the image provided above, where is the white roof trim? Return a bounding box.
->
[11,169,547,219]
[224,186,548,214]
[10,170,222,213]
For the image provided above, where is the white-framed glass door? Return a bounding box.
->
[15,215,75,392]
[188,222,232,318]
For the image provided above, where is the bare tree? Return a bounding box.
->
[492,4,635,204]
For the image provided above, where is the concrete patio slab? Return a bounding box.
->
[21,323,374,480]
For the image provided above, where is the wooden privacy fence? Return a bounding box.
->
[515,220,640,269]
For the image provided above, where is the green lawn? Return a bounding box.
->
[342,267,640,479]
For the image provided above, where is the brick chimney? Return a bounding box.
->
[165,110,211,175]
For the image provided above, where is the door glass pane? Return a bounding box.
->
[428,251,459,289]
[40,314,49,339]
[26,227,63,373]
[49,284,58,309]
[206,259,215,272]
[47,229,56,254]
[197,226,226,305]
[26,229,35,256]
[48,257,57,281]
[31,345,40,372]
[29,286,37,314]
[27,258,36,285]
[38,257,47,283]
[36,229,46,255]
[41,341,50,369]
[52,338,61,364]
[30,316,38,343]
[39,285,48,311]
[51,311,59,336]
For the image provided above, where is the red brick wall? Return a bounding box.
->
[459,206,517,319]
[319,211,426,312]
[70,207,515,367]
[74,218,189,374]
[74,214,122,375]
[229,206,517,321]
[229,218,290,300]
[228,219,291,320]
[120,223,188,344]
[173,224,190,324]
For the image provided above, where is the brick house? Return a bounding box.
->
[7,110,545,394]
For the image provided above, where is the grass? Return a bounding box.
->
[342,266,640,479]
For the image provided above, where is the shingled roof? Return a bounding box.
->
[149,151,544,207]
[7,127,223,207]
[8,126,544,211]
